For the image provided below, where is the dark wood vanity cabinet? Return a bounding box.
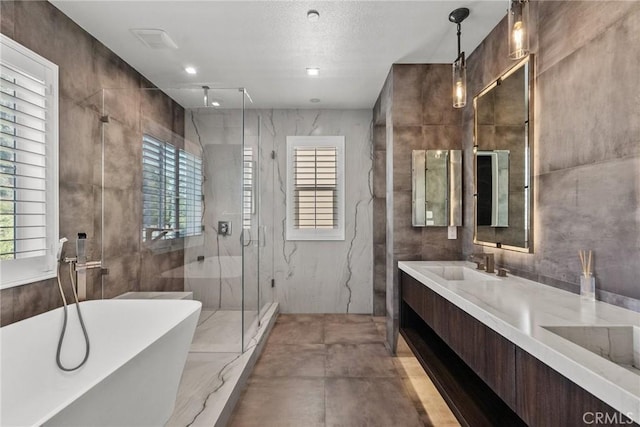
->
[400,271,637,427]
[515,349,635,427]
[401,273,516,411]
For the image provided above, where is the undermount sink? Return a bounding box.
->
[543,325,640,375]
[417,265,500,282]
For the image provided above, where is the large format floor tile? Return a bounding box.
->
[326,343,396,378]
[266,320,324,344]
[228,314,460,426]
[324,321,384,344]
[276,313,326,323]
[324,313,373,323]
[325,377,423,427]
[229,377,325,427]
[252,343,326,378]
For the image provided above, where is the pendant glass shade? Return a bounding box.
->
[203,86,210,107]
[452,54,466,108]
[509,0,530,60]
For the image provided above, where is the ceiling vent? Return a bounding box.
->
[130,29,178,49]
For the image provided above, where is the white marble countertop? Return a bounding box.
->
[398,260,640,423]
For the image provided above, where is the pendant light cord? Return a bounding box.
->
[457,23,462,57]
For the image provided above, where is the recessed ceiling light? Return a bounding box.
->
[310,98,321,103]
[306,68,320,76]
[307,10,320,22]
[185,66,197,75]
[211,100,222,107]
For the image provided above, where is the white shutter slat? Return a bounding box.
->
[242,147,253,230]
[178,148,202,236]
[293,146,337,229]
[0,88,47,112]
[0,56,50,261]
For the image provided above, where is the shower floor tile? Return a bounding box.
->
[190,310,259,353]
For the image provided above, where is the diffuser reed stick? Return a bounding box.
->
[578,249,592,277]
[578,249,595,301]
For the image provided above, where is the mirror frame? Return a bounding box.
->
[473,55,534,252]
[412,150,462,227]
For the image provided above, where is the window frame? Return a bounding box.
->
[0,34,59,289]
[142,134,202,243]
[286,135,345,241]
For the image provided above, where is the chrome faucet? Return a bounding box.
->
[483,253,495,274]
[469,253,495,274]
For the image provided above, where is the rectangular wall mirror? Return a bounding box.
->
[473,55,533,251]
[412,149,462,227]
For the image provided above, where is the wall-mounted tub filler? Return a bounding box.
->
[55,234,103,372]
[56,237,90,372]
[73,233,103,301]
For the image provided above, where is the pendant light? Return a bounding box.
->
[203,85,210,107]
[449,8,469,109]
[508,0,530,59]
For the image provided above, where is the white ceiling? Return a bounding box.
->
[50,0,507,109]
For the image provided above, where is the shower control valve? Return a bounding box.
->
[218,221,232,236]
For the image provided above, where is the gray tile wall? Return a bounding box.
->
[462,1,640,309]
[0,0,185,325]
[373,64,464,351]
[374,1,640,351]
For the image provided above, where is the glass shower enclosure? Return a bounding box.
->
[99,86,270,352]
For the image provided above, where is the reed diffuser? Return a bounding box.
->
[578,250,595,301]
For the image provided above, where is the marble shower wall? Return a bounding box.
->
[184,108,253,311]
[184,109,373,314]
[373,64,464,352]
[462,1,640,310]
[0,1,184,325]
[257,110,373,314]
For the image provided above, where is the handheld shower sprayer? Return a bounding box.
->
[57,237,68,263]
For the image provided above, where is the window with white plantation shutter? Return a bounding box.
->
[243,147,254,230]
[286,136,344,241]
[0,34,58,288]
[142,134,202,242]
[178,149,202,236]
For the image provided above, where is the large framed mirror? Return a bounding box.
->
[473,55,533,252]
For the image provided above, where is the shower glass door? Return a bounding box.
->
[101,87,260,353]
[181,88,255,353]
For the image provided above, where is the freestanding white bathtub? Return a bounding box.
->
[0,299,201,427]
